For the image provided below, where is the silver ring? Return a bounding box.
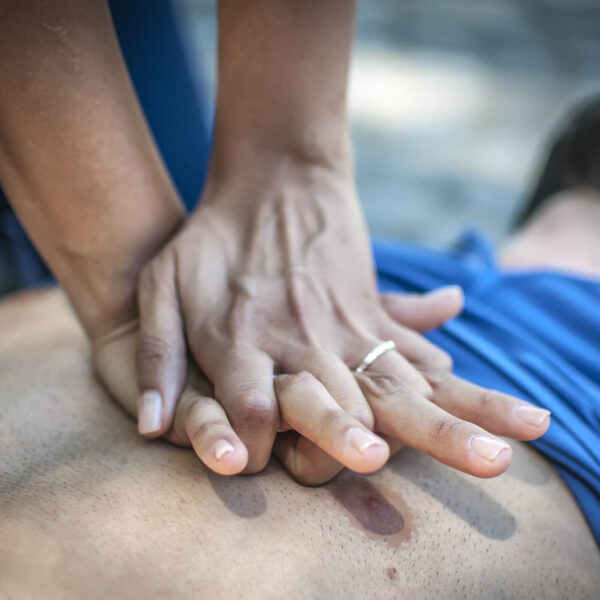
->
[354,340,396,373]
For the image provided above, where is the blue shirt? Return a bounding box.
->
[374,230,600,544]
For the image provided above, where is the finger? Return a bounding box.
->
[356,372,513,478]
[137,254,187,438]
[281,348,375,428]
[213,348,279,474]
[362,348,434,399]
[182,391,249,476]
[164,370,249,475]
[93,320,141,418]
[379,435,404,458]
[274,372,389,475]
[380,285,464,332]
[425,371,551,441]
[379,319,454,374]
[273,431,345,487]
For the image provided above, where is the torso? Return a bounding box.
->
[1,289,598,599]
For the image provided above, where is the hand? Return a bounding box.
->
[134,161,550,478]
[90,287,458,479]
[93,320,389,478]
[94,286,549,486]
[272,288,551,484]
[135,162,434,472]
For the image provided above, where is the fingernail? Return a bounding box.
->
[347,428,385,454]
[138,390,162,434]
[214,440,235,461]
[515,405,551,426]
[469,435,511,462]
[428,285,463,299]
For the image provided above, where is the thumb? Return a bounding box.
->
[380,285,464,332]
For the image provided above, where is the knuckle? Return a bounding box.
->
[429,417,462,445]
[276,370,316,392]
[293,370,316,385]
[138,334,176,366]
[475,389,496,412]
[234,393,278,430]
[361,373,408,400]
[318,407,345,435]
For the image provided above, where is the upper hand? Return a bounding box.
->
[133,159,551,481]
[94,283,549,486]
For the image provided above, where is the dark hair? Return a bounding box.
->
[516,96,600,228]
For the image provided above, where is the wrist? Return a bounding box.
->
[202,133,356,208]
[193,148,363,235]
[3,146,187,341]
[63,201,186,341]
[210,113,353,176]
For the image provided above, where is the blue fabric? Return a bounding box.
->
[373,230,600,544]
[108,0,212,211]
[0,191,51,294]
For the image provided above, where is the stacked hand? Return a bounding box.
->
[0,0,550,488]
[94,162,550,486]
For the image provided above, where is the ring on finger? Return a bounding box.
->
[354,340,396,373]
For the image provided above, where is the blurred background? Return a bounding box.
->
[2,0,600,297]
[177,0,600,246]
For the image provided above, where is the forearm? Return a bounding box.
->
[209,0,356,182]
[0,0,185,338]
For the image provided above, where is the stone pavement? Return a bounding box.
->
[177,0,600,245]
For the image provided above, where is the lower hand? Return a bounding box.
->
[94,286,550,486]
[93,319,388,478]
